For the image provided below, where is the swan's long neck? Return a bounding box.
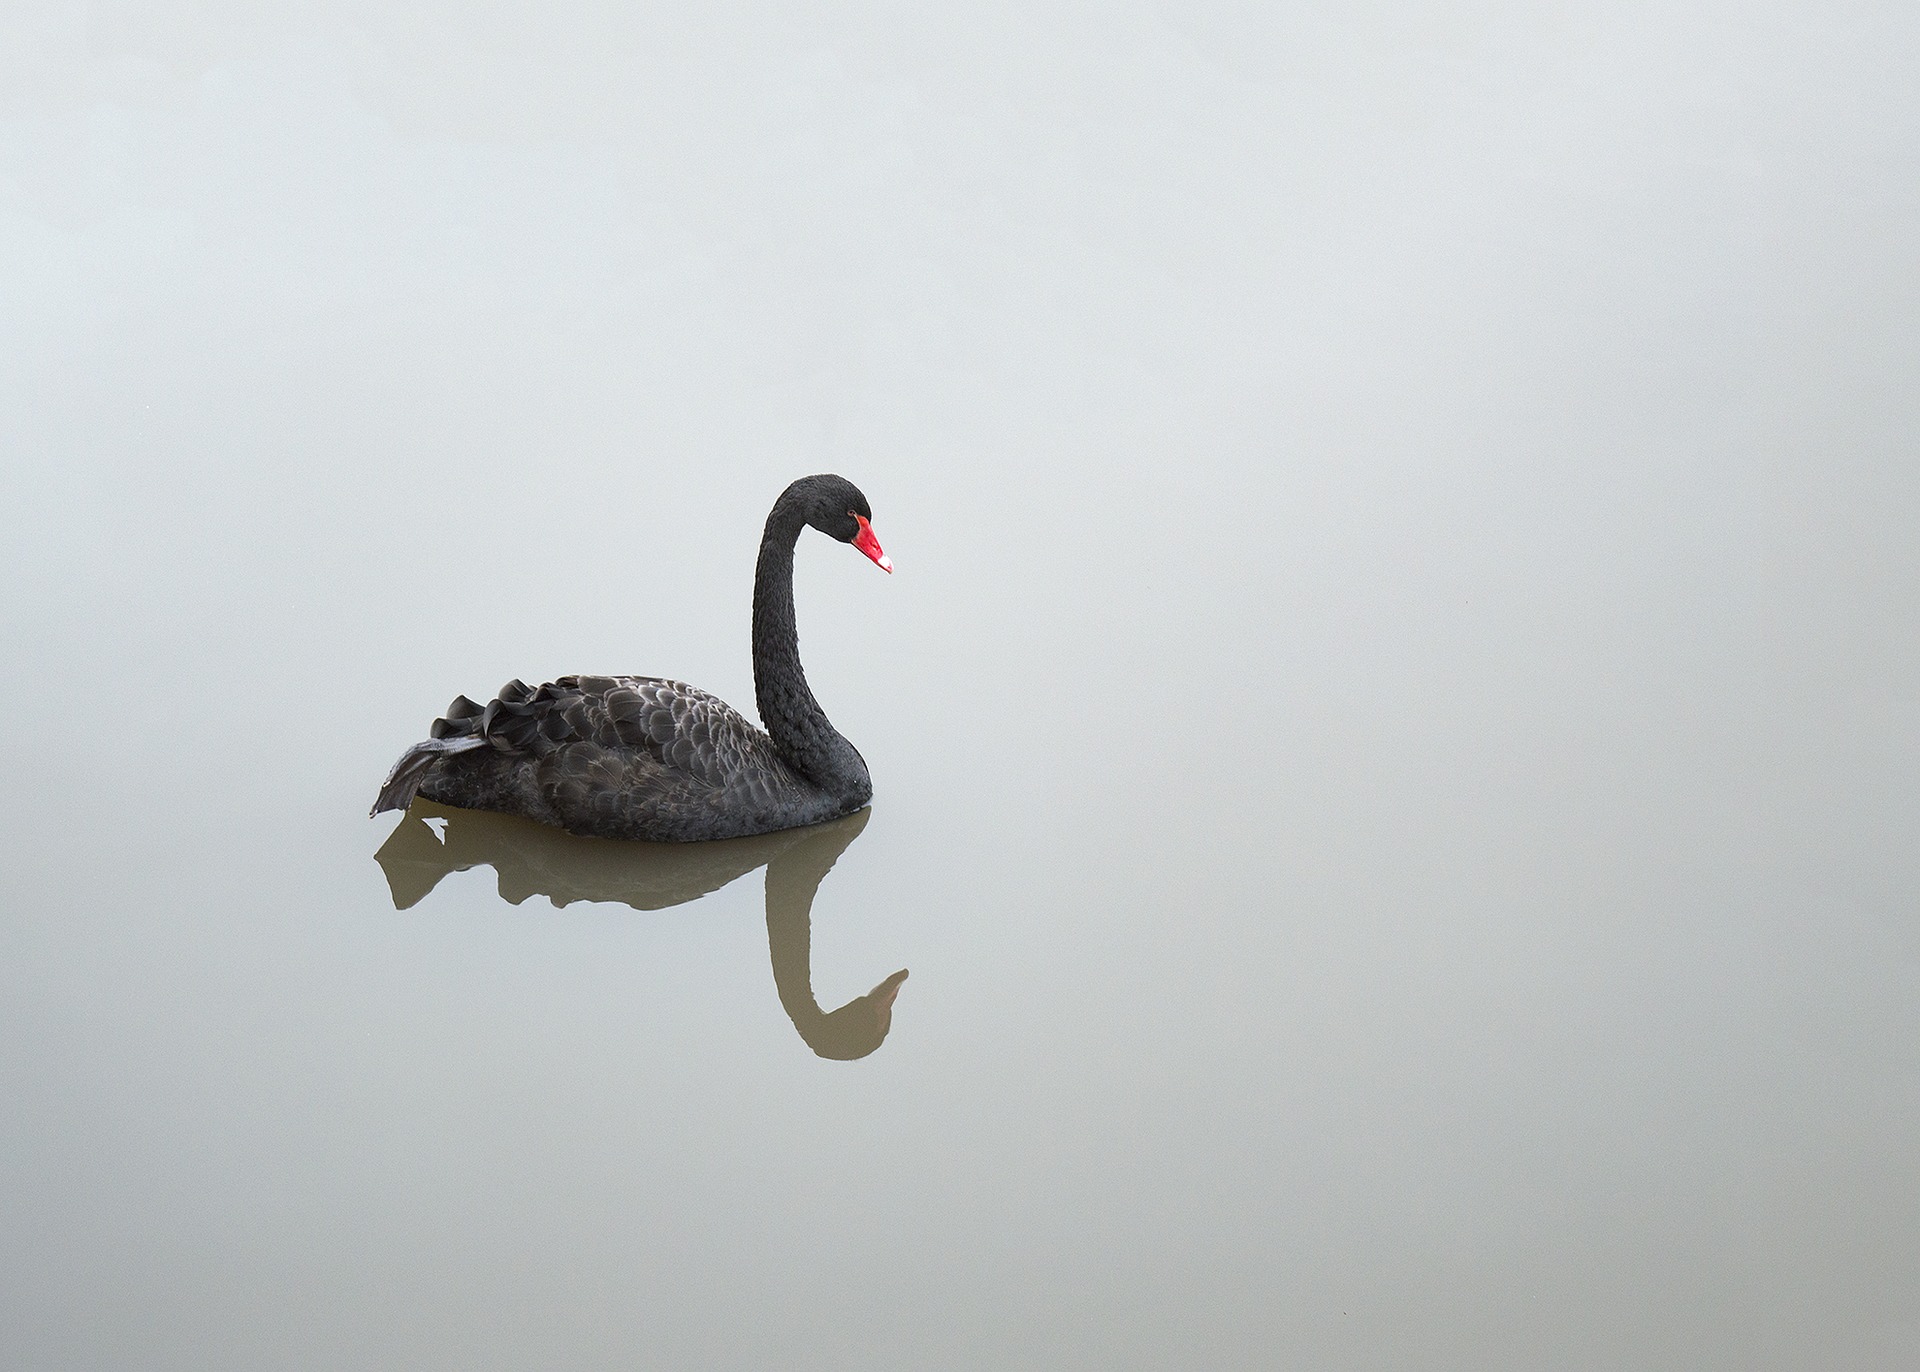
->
[752,503,869,801]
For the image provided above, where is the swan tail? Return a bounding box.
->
[370,735,487,817]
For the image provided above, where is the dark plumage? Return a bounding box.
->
[371,474,890,842]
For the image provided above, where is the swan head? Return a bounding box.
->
[790,473,892,573]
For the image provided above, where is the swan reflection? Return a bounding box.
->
[374,803,905,1059]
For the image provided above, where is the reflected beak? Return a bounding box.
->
[870,968,909,1011]
[852,515,893,573]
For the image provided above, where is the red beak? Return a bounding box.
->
[852,514,892,573]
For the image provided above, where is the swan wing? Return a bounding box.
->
[437,674,783,790]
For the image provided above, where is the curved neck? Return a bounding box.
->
[751,501,864,795]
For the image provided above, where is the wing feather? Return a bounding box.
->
[424,672,787,794]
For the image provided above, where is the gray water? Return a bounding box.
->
[5,7,1918,1369]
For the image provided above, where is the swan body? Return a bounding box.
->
[372,474,890,842]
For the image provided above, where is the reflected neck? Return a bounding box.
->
[764,818,894,1061]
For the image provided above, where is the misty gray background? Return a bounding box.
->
[4,4,1917,1369]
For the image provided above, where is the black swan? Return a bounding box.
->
[371,474,891,842]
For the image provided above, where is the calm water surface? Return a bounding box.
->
[5,7,1918,1369]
